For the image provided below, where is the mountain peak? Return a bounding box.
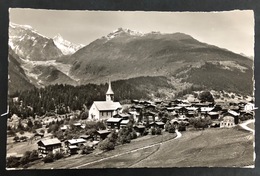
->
[53,34,84,55]
[106,28,144,40]
[10,22,33,30]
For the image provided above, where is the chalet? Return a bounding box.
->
[68,145,78,155]
[89,80,122,121]
[224,110,240,124]
[106,117,122,129]
[95,130,111,141]
[154,121,165,129]
[134,125,146,134]
[120,119,130,128]
[37,138,62,155]
[220,116,235,128]
[65,138,86,147]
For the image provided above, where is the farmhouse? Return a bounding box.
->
[220,116,235,128]
[89,80,122,121]
[37,138,62,155]
[106,117,122,129]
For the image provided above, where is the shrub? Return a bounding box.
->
[43,153,54,163]
[168,124,176,133]
[178,122,186,131]
[155,127,162,135]
[13,136,20,142]
[98,139,115,151]
[151,128,156,135]
[81,146,94,154]
[54,152,64,160]
[6,156,20,168]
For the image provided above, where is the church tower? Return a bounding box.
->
[106,79,114,102]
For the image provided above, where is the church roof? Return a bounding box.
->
[93,101,122,111]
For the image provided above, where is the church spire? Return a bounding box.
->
[106,79,114,102]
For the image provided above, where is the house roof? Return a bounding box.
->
[80,135,91,139]
[93,101,122,111]
[107,118,122,123]
[97,129,111,134]
[201,107,215,112]
[120,120,130,125]
[155,121,165,125]
[208,112,219,115]
[228,110,240,116]
[38,138,61,146]
[185,107,198,111]
[68,145,78,149]
[68,138,86,145]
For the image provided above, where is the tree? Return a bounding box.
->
[198,91,214,102]
[43,153,54,163]
[168,124,176,133]
[13,136,20,142]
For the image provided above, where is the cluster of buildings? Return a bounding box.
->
[35,81,256,156]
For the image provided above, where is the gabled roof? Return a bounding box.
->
[155,121,165,125]
[68,138,86,145]
[107,118,123,123]
[38,138,61,146]
[120,119,130,125]
[201,107,215,112]
[97,129,111,134]
[93,101,122,111]
[228,110,240,116]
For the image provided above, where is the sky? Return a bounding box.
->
[10,9,254,57]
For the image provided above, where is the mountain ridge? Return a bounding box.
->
[8,24,254,97]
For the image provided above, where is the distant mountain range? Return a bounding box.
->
[8,24,254,97]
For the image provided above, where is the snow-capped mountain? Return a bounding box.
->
[105,28,144,40]
[8,23,79,89]
[53,34,84,55]
[9,22,63,61]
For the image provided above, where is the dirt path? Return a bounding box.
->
[239,119,255,133]
[72,131,182,169]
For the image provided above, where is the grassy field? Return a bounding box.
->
[28,127,253,169]
[133,128,254,167]
[29,132,177,169]
[247,122,255,130]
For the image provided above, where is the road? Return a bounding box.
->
[239,119,255,133]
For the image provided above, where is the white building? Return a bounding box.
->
[244,103,257,112]
[89,80,122,121]
[220,116,235,128]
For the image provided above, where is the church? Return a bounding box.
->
[88,80,122,121]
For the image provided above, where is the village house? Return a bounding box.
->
[89,80,122,121]
[244,103,257,112]
[120,119,130,128]
[106,117,122,129]
[37,138,62,155]
[95,130,111,141]
[220,116,235,128]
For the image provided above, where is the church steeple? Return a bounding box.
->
[106,79,114,102]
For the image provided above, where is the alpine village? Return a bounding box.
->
[6,23,255,169]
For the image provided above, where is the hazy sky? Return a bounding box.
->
[10,9,254,57]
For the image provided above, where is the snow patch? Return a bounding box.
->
[53,34,83,55]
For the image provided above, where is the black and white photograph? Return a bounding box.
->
[6,9,255,169]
